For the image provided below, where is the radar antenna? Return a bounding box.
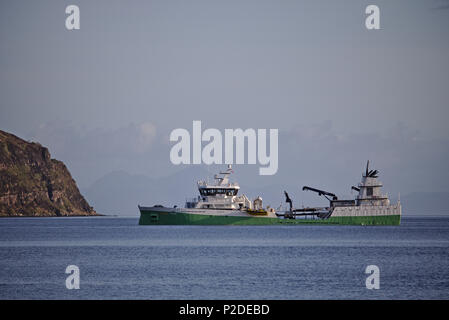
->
[364,160,379,178]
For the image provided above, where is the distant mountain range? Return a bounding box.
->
[83,167,209,216]
[83,167,449,216]
[392,192,449,216]
[2,128,446,217]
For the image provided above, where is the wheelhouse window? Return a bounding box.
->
[199,188,238,196]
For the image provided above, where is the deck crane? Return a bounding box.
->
[302,186,338,202]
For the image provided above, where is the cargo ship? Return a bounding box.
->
[139,162,401,226]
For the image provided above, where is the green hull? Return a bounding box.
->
[139,209,401,226]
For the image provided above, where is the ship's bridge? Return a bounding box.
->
[185,165,253,210]
[196,165,240,197]
[198,186,239,196]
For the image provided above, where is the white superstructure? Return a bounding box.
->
[185,165,262,211]
[330,161,401,218]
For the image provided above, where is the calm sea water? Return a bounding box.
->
[0,216,448,300]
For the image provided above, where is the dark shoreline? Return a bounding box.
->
[0,213,105,218]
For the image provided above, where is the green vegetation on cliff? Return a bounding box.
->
[0,130,96,216]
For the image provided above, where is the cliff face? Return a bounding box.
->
[0,130,96,216]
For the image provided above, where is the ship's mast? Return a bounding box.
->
[214,164,233,186]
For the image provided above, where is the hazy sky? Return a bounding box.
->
[1,0,449,198]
